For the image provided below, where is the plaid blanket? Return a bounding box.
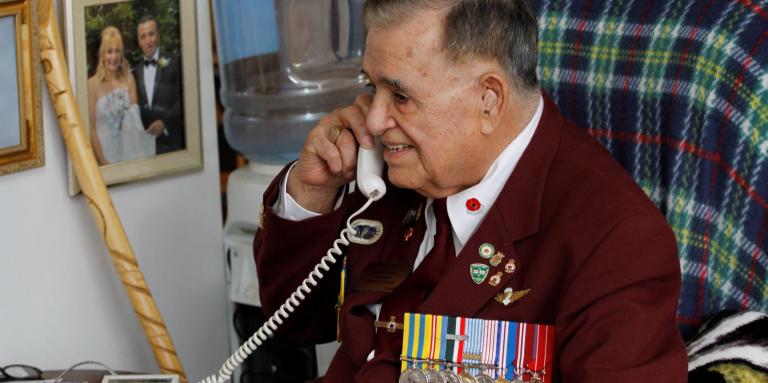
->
[531,0,768,339]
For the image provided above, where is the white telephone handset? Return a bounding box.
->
[356,139,387,200]
[202,141,387,383]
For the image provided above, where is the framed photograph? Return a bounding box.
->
[101,375,179,383]
[0,0,44,176]
[63,0,201,194]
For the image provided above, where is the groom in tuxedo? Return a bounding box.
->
[133,15,184,154]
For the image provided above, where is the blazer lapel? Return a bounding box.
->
[421,93,564,318]
[339,192,426,362]
[151,55,166,106]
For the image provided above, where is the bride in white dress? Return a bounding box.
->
[88,26,154,165]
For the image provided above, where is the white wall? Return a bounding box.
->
[0,1,230,380]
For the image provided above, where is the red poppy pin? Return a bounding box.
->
[466,198,482,214]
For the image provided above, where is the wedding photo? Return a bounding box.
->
[65,0,200,193]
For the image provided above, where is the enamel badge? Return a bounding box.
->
[402,204,422,225]
[349,219,384,245]
[504,259,516,274]
[494,287,531,306]
[466,198,482,214]
[488,271,503,287]
[470,263,490,284]
[478,243,495,259]
[489,250,505,267]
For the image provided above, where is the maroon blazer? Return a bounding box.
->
[253,95,687,382]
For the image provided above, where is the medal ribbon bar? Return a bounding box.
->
[400,313,555,382]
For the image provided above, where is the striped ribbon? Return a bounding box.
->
[401,313,555,381]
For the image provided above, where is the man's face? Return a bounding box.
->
[138,20,159,58]
[362,10,488,198]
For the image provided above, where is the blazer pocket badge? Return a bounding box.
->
[494,287,531,306]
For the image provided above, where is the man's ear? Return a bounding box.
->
[479,73,505,135]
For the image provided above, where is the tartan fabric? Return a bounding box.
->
[531,0,768,339]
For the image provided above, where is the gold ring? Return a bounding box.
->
[326,124,345,144]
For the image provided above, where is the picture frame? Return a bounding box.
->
[63,0,201,195]
[0,0,44,176]
[101,375,180,383]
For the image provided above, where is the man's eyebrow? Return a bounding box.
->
[359,69,412,95]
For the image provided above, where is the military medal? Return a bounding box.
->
[463,318,483,378]
[478,243,495,259]
[527,324,553,383]
[475,319,498,383]
[440,370,461,383]
[489,251,505,266]
[402,314,554,383]
[442,316,466,378]
[399,363,428,383]
[513,323,531,382]
[423,367,442,383]
[424,314,443,383]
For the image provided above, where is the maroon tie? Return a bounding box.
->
[408,198,456,291]
[354,198,456,381]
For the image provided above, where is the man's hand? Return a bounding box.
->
[287,94,374,214]
[147,120,166,136]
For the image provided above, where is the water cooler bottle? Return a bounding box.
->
[212,1,365,381]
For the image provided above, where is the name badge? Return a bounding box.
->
[353,262,410,293]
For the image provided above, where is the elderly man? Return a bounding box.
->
[253,0,687,382]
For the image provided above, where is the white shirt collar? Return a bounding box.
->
[428,95,543,251]
[145,49,159,62]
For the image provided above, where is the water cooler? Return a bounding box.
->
[212,1,365,382]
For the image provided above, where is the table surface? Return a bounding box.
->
[43,370,138,383]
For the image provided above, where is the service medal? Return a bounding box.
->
[424,368,443,383]
[439,369,461,383]
[399,367,428,383]
[458,372,478,383]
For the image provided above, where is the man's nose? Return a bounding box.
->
[366,94,396,136]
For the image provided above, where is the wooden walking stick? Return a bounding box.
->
[36,1,187,380]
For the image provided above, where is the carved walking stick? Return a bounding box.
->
[36,1,187,380]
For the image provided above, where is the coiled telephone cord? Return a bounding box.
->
[201,194,378,383]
